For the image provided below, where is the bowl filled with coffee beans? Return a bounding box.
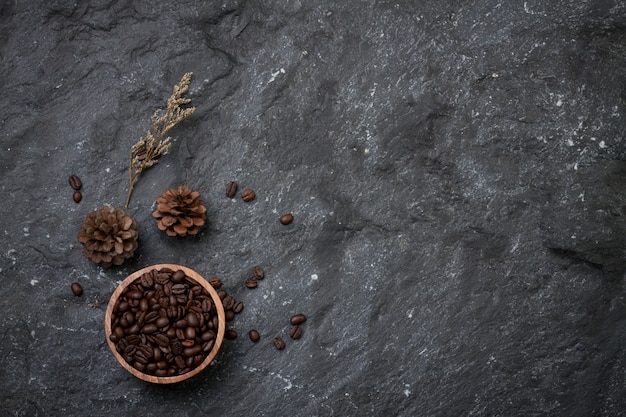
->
[105,264,225,384]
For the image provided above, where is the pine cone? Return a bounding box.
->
[152,185,207,237]
[77,206,139,268]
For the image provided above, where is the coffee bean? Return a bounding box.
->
[273,337,285,350]
[222,295,235,310]
[248,329,260,342]
[241,189,255,202]
[142,323,158,334]
[232,301,244,314]
[70,282,83,296]
[290,325,302,340]
[290,313,307,325]
[208,276,222,289]
[68,175,82,190]
[252,265,264,280]
[279,213,294,225]
[244,278,258,289]
[72,191,82,203]
[225,310,235,322]
[226,181,238,198]
[155,316,169,329]
[171,270,186,283]
[225,329,238,340]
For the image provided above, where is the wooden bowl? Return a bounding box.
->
[104,264,225,384]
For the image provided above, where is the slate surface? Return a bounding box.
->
[1,1,625,416]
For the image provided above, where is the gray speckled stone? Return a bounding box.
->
[1,1,624,416]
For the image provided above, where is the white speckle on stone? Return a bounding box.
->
[556,99,563,107]
[403,384,411,397]
[268,68,285,84]
[567,138,574,146]
[23,227,29,237]
[407,308,414,318]
[599,140,607,149]
[364,148,370,155]
[311,273,318,281]
[30,279,38,286]
[105,167,110,173]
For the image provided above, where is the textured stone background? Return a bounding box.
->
[1,1,625,416]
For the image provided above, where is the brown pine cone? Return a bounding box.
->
[152,185,207,237]
[77,206,138,268]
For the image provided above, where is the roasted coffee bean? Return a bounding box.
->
[241,189,255,202]
[184,327,196,340]
[188,312,201,327]
[72,191,82,203]
[273,337,286,350]
[225,329,238,340]
[225,310,235,322]
[279,213,294,225]
[183,345,202,357]
[201,299,212,313]
[68,174,82,190]
[222,295,235,310]
[248,329,260,343]
[290,313,307,325]
[171,270,186,283]
[154,334,170,347]
[126,290,143,300]
[217,290,227,300]
[290,325,302,340]
[140,273,154,288]
[171,339,183,356]
[201,330,216,342]
[202,339,215,352]
[252,265,264,280]
[171,283,187,295]
[144,311,159,323]
[70,282,83,296]
[113,326,125,340]
[155,316,169,328]
[142,323,158,334]
[226,181,238,198]
[181,339,195,347]
[244,278,258,289]
[232,301,244,314]
[208,277,222,288]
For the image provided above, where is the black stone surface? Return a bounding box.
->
[1,1,625,416]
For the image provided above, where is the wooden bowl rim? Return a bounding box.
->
[104,264,226,384]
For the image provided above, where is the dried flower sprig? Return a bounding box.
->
[124,72,196,208]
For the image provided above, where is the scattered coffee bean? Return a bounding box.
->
[273,337,285,350]
[208,276,222,289]
[248,329,260,342]
[290,313,307,325]
[225,329,238,340]
[290,325,302,340]
[252,265,264,280]
[70,282,83,296]
[279,213,294,225]
[226,181,238,198]
[244,278,258,289]
[241,189,255,202]
[68,175,82,190]
[73,191,82,203]
[232,301,244,314]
